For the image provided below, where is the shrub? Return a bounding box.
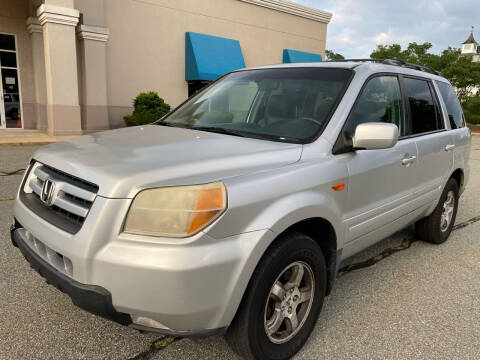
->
[463,96,480,124]
[124,92,171,126]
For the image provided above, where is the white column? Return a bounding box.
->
[37,3,82,135]
[76,25,110,131]
[26,17,48,131]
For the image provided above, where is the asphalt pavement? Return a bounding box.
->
[1,138,479,360]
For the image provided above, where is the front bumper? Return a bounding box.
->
[11,224,131,326]
[12,192,276,335]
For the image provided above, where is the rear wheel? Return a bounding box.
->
[225,232,326,360]
[415,178,459,244]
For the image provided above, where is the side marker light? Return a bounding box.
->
[332,182,345,191]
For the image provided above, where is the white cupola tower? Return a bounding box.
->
[461,27,478,56]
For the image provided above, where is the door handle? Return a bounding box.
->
[401,155,417,166]
[445,144,455,151]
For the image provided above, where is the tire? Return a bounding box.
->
[225,232,326,360]
[415,177,459,244]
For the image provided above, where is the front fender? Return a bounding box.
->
[266,192,344,247]
[206,160,348,244]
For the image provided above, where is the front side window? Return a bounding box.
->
[349,76,404,136]
[403,77,443,135]
[436,81,465,129]
[158,68,353,143]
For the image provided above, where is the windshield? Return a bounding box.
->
[158,68,353,143]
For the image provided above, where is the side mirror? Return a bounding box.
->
[353,123,398,150]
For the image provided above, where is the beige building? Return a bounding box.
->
[0,0,331,135]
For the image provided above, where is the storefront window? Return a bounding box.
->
[0,34,15,51]
[0,33,22,129]
[188,80,211,97]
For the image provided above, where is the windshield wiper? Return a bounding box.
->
[156,121,246,137]
[157,122,300,143]
[194,126,302,143]
[156,121,187,128]
[191,126,248,138]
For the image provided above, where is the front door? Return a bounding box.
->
[0,33,22,129]
[340,75,420,249]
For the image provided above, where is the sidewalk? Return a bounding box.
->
[0,130,77,146]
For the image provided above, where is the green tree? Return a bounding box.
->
[463,95,480,124]
[325,50,345,60]
[124,92,171,126]
[370,43,408,61]
[370,42,436,64]
[370,42,480,104]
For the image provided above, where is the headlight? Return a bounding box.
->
[124,182,226,237]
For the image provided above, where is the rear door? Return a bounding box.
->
[401,76,453,205]
[435,81,471,192]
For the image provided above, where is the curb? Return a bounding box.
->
[0,142,58,146]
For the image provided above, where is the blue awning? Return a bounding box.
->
[283,49,322,63]
[185,32,246,81]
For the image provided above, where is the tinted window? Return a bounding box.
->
[187,81,210,97]
[436,81,464,129]
[0,34,15,51]
[1,68,18,93]
[0,51,17,67]
[349,76,404,135]
[403,78,442,134]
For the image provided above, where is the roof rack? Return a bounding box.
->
[327,58,442,76]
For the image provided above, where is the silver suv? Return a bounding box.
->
[11,60,471,360]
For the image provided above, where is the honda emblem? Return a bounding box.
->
[40,178,55,206]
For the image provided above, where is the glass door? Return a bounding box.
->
[0,33,22,129]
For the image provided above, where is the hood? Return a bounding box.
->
[33,125,302,198]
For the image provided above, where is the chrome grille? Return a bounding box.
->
[21,162,98,233]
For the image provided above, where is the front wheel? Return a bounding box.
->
[225,232,326,360]
[415,177,459,244]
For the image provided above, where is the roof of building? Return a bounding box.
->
[463,31,478,44]
[237,0,332,24]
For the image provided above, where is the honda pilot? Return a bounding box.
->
[11,60,471,359]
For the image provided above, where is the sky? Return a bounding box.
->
[292,0,480,58]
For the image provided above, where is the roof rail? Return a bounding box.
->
[326,58,442,76]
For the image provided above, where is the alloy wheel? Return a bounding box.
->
[440,190,455,232]
[264,261,315,344]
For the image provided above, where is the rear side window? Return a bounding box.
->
[403,77,443,135]
[349,76,404,136]
[436,81,465,129]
